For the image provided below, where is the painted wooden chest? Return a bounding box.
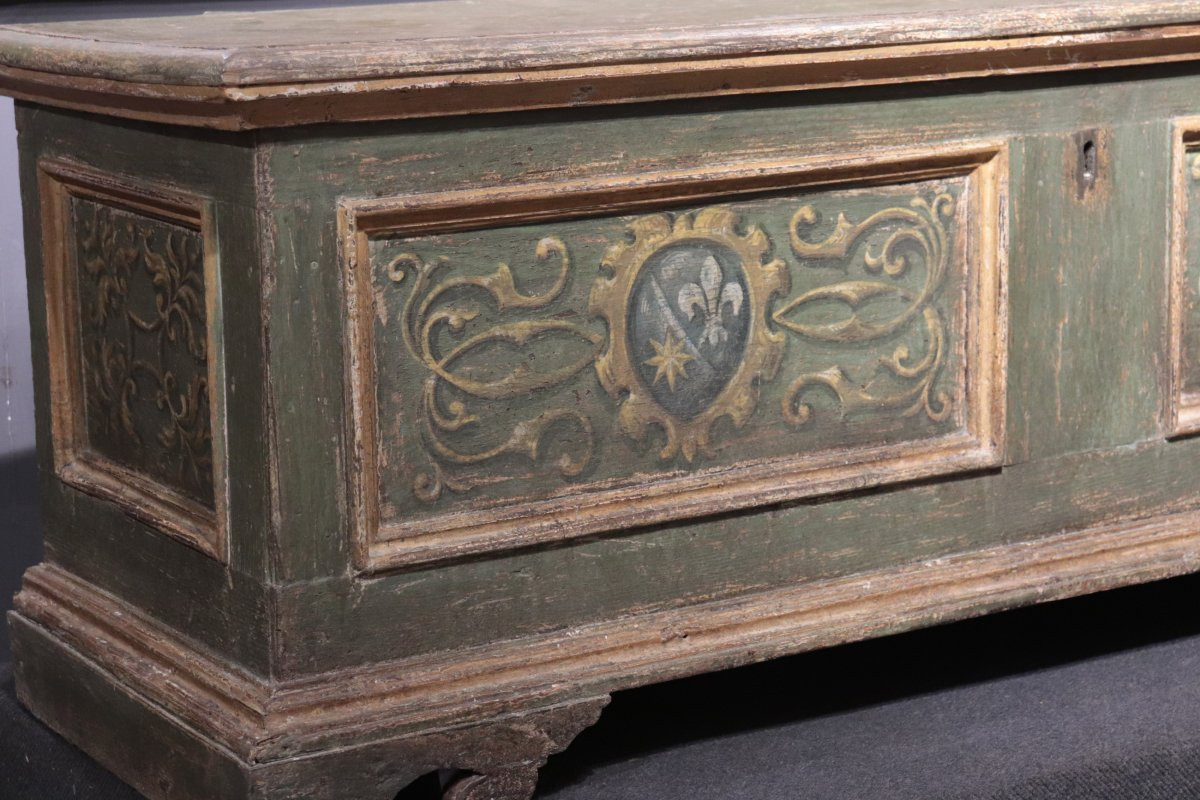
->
[6,1,1200,797]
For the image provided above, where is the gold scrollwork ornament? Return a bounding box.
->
[389,237,603,502]
[590,208,790,461]
[774,192,955,427]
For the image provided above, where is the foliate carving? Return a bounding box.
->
[72,197,214,507]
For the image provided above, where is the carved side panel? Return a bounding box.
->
[71,197,214,505]
[39,161,226,561]
[344,146,1008,570]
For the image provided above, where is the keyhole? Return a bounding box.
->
[1081,139,1097,184]
[1074,130,1101,198]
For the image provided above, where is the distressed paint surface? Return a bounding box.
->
[6,2,1200,132]
[1005,126,1168,462]
[631,240,751,417]
[260,69,1182,670]
[365,184,966,534]
[6,0,1200,86]
[16,104,272,674]
[9,11,1200,799]
[1181,147,1200,398]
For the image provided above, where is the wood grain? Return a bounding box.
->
[9,606,607,800]
[14,498,1200,766]
[6,3,1200,127]
[16,105,273,674]
[5,0,1200,85]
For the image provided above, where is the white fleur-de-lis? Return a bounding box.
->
[677,255,744,348]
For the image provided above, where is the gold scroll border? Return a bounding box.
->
[38,159,229,563]
[340,142,1010,573]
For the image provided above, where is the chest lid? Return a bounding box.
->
[2,0,1200,128]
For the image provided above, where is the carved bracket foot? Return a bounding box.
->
[432,696,610,800]
[263,696,612,800]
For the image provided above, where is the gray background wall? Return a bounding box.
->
[0,0,377,464]
[0,97,31,459]
[1,95,36,665]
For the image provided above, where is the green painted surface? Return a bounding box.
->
[17,64,1200,678]
[259,69,1194,673]
[1005,125,1168,462]
[9,615,251,799]
[18,104,273,674]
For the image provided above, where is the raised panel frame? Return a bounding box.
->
[1169,119,1200,436]
[38,159,229,562]
[341,142,1009,572]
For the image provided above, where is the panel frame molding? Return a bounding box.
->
[37,158,229,562]
[1169,118,1200,436]
[340,142,1010,572]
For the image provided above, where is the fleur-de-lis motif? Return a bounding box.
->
[677,255,744,348]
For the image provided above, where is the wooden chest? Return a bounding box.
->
[7,2,1200,797]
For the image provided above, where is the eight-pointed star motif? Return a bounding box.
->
[643,331,694,392]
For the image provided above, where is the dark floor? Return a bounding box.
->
[0,450,40,664]
[6,447,1200,799]
[535,574,1200,800]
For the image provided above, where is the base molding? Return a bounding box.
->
[10,613,251,800]
[11,505,1200,797]
[9,613,608,800]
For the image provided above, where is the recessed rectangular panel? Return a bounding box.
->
[344,146,1008,570]
[70,196,215,508]
[39,160,226,561]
